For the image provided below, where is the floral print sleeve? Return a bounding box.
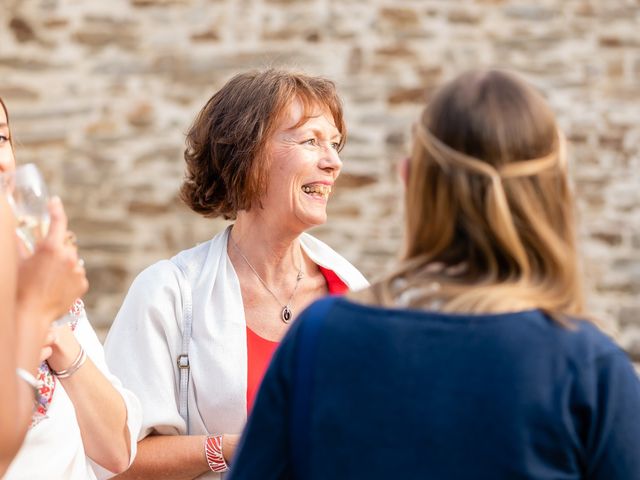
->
[30,299,84,428]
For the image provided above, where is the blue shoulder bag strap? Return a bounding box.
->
[290,297,337,479]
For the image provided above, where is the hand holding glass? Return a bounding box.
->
[3,164,78,325]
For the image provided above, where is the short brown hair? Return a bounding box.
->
[180,68,346,219]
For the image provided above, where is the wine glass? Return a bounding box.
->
[4,163,76,326]
[3,163,51,254]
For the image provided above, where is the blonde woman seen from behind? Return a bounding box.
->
[229,70,640,480]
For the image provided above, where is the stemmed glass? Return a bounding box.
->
[2,163,75,326]
[3,163,51,253]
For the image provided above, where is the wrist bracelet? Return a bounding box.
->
[16,367,40,403]
[51,346,87,379]
[205,434,228,473]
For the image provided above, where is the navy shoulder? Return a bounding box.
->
[558,317,628,367]
[292,296,342,336]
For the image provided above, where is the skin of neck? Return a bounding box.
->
[229,209,305,285]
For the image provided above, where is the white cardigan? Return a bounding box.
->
[104,226,368,478]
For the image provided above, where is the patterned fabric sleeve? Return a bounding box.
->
[31,298,85,428]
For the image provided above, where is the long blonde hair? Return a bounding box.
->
[365,70,584,320]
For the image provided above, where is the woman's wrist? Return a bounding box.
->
[50,345,86,379]
[221,434,230,464]
[15,296,57,329]
[204,434,228,473]
[48,337,83,376]
[45,324,80,369]
[16,367,40,404]
[14,308,52,374]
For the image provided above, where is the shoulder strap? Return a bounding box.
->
[171,258,194,434]
[290,297,336,479]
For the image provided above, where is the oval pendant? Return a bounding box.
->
[281,305,292,324]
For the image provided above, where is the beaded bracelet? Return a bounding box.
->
[205,434,228,473]
[51,346,87,379]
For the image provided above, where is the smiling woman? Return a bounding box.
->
[104,68,368,479]
[262,98,343,229]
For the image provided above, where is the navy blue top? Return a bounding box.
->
[229,297,640,480]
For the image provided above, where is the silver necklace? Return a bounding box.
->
[230,234,304,324]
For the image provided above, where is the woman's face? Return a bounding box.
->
[0,105,16,174]
[260,99,343,232]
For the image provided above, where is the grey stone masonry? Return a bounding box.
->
[1,0,638,358]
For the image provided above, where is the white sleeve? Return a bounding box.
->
[71,307,143,479]
[103,260,186,442]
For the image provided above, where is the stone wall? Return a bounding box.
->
[1,0,639,355]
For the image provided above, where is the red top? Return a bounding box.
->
[246,266,348,412]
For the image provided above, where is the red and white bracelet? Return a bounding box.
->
[205,434,228,473]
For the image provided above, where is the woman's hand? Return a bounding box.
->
[41,323,81,373]
[222,433,241,465]
[16,197,88,325]
[38,329,58,363]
